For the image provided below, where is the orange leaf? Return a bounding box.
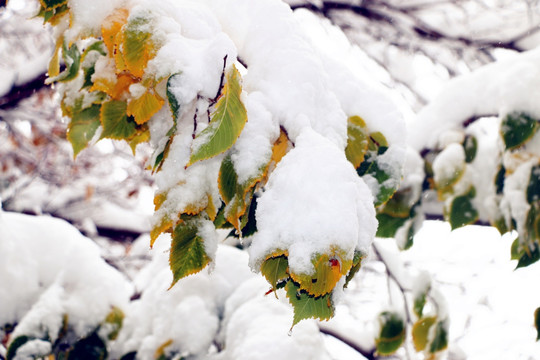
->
[101,8,129,55]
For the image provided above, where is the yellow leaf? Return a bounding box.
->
[412,316,437,351]
[48,36,63,78]
[128,126,150,153]
[271,128,290,166]
[101,8,129,55]
[154,339,173,360]
[150,214,173,248]
[91,73,136,100]
[127,90,164,125]
[290,251,352,297]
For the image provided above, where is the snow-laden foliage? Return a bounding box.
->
[5,0,407,355]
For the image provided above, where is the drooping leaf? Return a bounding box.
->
[123,15,156,78]
[68,332,107,360]
[188,65,247,165]
[285,281,334,327]
[271,128,290,167]
[345,115,369,168]
[100,100,137,140]
[127,90,164,125]
[370,132,389,154]
[449,193,478,230]
[429,320,449,353]
[290,253,348,297]
[6,335,30,360]
[412,316,437,351]
[375,311,406,356]
[261,254,289,291]
[527,165,540,204]
[501,112,538,150]
[463,134,478,163]
[68,104,101,157]
[169,220,210,288]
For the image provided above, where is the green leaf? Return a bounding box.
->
[527,165,540,204]
[47,41,81,84]
[463,135,478,163]
[169,220,210,289]
[81,41,107,88]
[344,250,364,288]
[375,311,405,356]
[412,316,436,351]
[7,335,30,360]
[285,281,334,327]
[345,115,369,168]
[535,307,540,341]
[376,213,408,238]
[501,112,538,150]
[68,104,101,157]
[188,65,247,165]
[516,243,540,269]
[413,289,428,318]
[511,238,523,260]
[218,155,238,204]
[68,332,108,360]
[261,255,289,290]
[429,320,449,353]
[449,193,478,230]
[367,161,397,207]
[39,0,67,10]
[100,100,137,140]
[167,73,182,122]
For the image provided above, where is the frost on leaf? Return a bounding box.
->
[189,65,248,166]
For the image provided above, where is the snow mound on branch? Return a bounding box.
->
[249,129,377,275]
[0,211,132,339]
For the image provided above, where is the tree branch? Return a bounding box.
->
[0,72,49,110]
[318,326,376,360]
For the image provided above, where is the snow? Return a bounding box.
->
[409,47,540,151]
[0,211,132,341]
